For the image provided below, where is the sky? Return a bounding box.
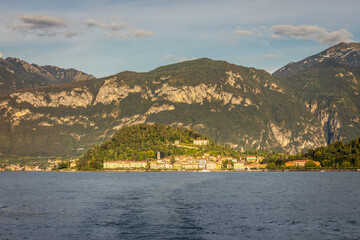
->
[0,0,359,77]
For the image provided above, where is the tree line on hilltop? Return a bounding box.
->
[76,124,240,170]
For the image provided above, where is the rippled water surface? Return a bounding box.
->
[0,172,359,239]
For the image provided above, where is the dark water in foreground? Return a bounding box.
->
[0,172,359,240]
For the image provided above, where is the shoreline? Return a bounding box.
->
[2,169,359,173]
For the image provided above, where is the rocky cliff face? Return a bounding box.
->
[0,58,326,157]
[275,42,360,144]
[3,41,359,159]
[0,57,95,96]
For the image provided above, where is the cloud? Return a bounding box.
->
[65,31,78,38]
[265,54,282,59]
[233,27,254,36]
[131,29,155,38]
[85,19,154,39]
[15,14,68,30]
[164,54,196,62]
[0,52,3,58]
[164,54,177,59]
[8,14,72,38]
[85,19,128,31]
[108,29,155,40]
[270,34,285,40]
[270,25,354,45]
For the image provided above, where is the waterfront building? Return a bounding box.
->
[157,163,166,169]
[5,164,23,171]
[150,162,157,170]
[285,161,295,167]
[244,162,260,170]
[70,162,77,168]
[24,166,41,171]
[165,163,174,169]
[182,163,199,170]
[259,164,268,169]
[293,160,307,167]
[246,156,258,163]
[193,139,209,145]
[174,162,182,170]
[234,161,245,170]
[104,161,120,169]
[207,161,222,170]
[286,160,321,167]
[129,161,147,168]
[198,159,207,169]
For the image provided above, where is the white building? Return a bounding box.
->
[193,139,209,145]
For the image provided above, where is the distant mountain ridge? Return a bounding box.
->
[0,57,95,96]
[0,58,326,157]
[274,42,360,76]
[0,42,359,160]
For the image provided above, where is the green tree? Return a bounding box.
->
[222,160,229,169]
[267,162,276,169]
[305,160,317,168]
[341,161,352,168]
[322,160,332,168]
[355,157,360,167]
[314,151,323,162]
[146,150,155,159]
[58,161,69,169]
[143,152,148,161]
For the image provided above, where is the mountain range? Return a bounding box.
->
[0,42,359,159]
[0,57,95,96]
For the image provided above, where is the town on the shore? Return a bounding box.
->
[0,139,325,172]
[0,155,321,172]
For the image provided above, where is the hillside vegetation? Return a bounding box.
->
[307,137,360,168]
[275,43,360,144]
[77,124,240,169]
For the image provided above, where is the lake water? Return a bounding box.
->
[0,172,359,240]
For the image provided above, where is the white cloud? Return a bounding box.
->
[131,29,155,38]
[164,54,196,62]
[270,33,285,40]
[164,54,177,60]
[233,27,254,36]
[0,52,3,58]
[85,19,154,39]
[85,19,128,31]
[112,29,155,39]
[270,25,354,45]
[265,54,282,59]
